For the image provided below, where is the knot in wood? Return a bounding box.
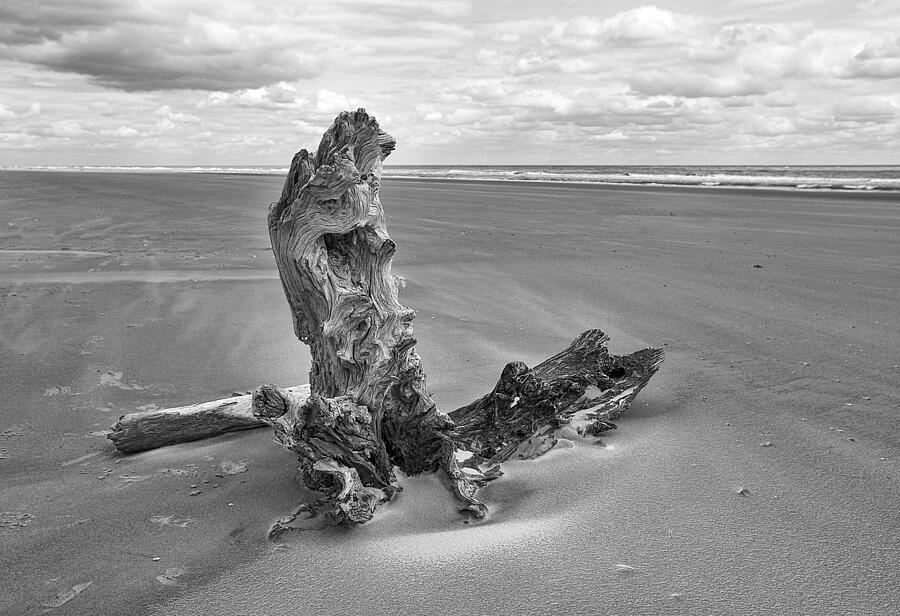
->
[252,384,290,419]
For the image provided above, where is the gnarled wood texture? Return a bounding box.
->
[256,109,495,523]
[255,109,664,525]
[450,330,664,464]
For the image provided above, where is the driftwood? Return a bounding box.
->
[451,330,664,464]
[106,109,664,526]
[108,386,310,453]
[250,109,664,525]
[253,109,497,523]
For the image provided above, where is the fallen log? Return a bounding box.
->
[107,330,662,463]
[108,385,310,453]
[451,329,665,464]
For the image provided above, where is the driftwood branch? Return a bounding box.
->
[108,386,310,453]
[451,330,664,464]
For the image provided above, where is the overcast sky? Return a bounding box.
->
[0,0,898,166]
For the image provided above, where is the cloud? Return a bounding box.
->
[0,1,899,164]
[833,97,897,122]
[198,86,354,117]
[343,0,472,19]
[0,0,474,92]
[724,0,829,10]
[0,0,137,45]
[314,90,353,115]
[546,5,695,50]
[151,105,200,132]
[629,73,774,98]
[386,4,898,162]
[30,119,88,137]
[198,83,307,110]
[589,130,629,141]
[108,126,139,137]
[6,18,321,91]
[465,5,841,122]
[841,35,900,78]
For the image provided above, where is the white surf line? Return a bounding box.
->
[0,269,279,284]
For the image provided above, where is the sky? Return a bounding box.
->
[0,0,898,166]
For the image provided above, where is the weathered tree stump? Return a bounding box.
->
[253,109,499,523]
[252,109,664,525]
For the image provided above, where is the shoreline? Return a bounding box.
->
[2,167,899,195]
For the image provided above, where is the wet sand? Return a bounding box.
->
[1,173,898,614]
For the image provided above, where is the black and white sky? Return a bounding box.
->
[0,0,898,166]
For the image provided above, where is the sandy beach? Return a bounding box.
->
[1,172,898,614]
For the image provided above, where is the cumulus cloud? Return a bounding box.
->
[546,5,697,49]
[32,119,88,137]
[198,83,307,110]
[109,126,139,137]
[314,90,354,115]
[841,35,900,78]
[514,8,823,100]
[198,86,355,117]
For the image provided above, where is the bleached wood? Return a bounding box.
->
[108,385,310,453]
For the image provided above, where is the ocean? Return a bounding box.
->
[3,164,900,192]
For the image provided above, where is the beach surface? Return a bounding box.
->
[1,172,898,614]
